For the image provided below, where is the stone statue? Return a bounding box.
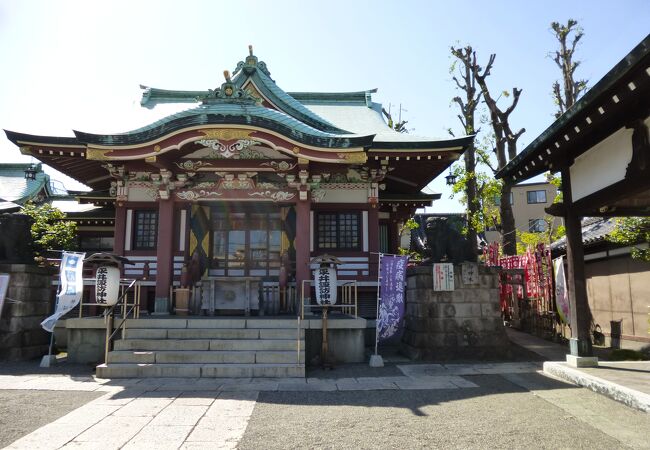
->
[412,215,475,264]
[0,213,34,264]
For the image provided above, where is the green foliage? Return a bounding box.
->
[545,172,563,203]
[516,217,565,254]
[608,217,650,261]
[21,202,78,256]
[449,161,502,235]
[398,217,421,260]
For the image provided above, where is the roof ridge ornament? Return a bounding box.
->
[232,45,273,81]
[199,70,261,105]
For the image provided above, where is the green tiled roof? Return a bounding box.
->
[231,68,347,134]
[0,163,51,204]
[74,103,375,148]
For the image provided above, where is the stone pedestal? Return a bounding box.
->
[401,264,509,360]
[0,264,53,361]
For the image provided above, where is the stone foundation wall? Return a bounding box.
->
[401,264,508,359]
[306,328,365,365]
[0,264,53,361]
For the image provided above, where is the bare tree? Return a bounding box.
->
[450,46,482,261]
[471,54,526,256]
[382,105,409,133]
[551,19,587,118]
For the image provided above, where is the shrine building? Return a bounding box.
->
[5,48,472,319]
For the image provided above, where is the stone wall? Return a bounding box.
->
[0,264,53,361]
[401,264,508,359]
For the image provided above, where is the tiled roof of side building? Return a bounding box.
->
[551,217,617,252]
[0,163,51,204]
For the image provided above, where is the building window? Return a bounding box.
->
[316,212,361,250]
[379,222,390,253]
[527,190,547,204]
[79,236,115,251]
[528,218,547,233]
[494,192,513,206]
[133,211,158,250]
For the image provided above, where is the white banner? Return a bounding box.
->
[41,252,85,332]
[0,273,9,321]
[553,256,570,324]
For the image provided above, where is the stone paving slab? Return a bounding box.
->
[544,361,650,413]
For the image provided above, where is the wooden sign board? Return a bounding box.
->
[461,263,479,285]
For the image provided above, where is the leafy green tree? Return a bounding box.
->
[21,202,77,257]
[608,217,650,261]
[398,217,421,260]
[515,173,565,253]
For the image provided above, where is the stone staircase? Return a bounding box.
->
[95,318,305,378]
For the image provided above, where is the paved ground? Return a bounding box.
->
[0,390,103,449]
[240,373,650,449]
[575,361,650,396]
[2,330,650,449]
[1,359,649,449]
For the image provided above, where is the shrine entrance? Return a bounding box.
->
[208,204,283,278]
[190,202,296,316]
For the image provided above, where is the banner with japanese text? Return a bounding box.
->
[377,255,408,341]
[41,252,85,332]
[553,256,570,324]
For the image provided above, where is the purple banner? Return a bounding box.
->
[377,255,408,341]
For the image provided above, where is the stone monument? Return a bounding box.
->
[0,213,53,361]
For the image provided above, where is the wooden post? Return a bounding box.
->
[561,168,593,357]
[113,204,126,256]
[154,199,175,314]
[294,195,311,290]
[321,305,332,369]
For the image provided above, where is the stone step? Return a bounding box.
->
[163,328,305,340]
[208,339,304,351]
[124,329,169,339]
[114,339,211,351]
[167,329,259,340]
[122,318,300,329]
[114,337,304,352]
[108,349,304,364]
[96,363,305,378]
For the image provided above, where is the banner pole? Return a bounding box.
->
[369,253,384,367]
[40,251,86,367]
[374,253,382,356]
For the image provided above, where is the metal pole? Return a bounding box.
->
[321,305,331,369]
[374,253,382,356]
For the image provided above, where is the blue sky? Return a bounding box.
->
[0,0,648,211]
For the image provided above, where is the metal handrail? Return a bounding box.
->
[79,278,141,319]
[300,279,358,319]
[296,315,301,365]
[103,279,140,364]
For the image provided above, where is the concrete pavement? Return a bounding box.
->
[1,362,544,449]
[507,327,650,413]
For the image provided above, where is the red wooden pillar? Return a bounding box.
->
[389,214,401,255]
[294,193,311,292]
[154,199,175,314]
[113,204,126,256]
[367,206,379,277]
